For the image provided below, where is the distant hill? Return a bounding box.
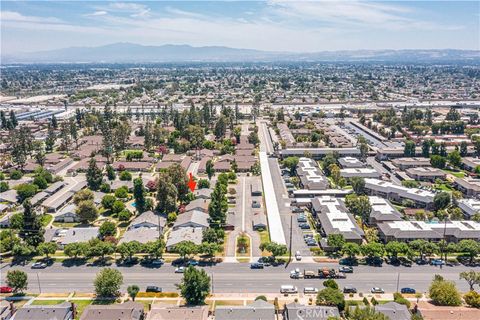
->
[2,42,479,63]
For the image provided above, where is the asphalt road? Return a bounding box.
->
[1,262,475,294]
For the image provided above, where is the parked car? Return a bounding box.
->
[146,286,162,293]
[299,223,310,230]
[415,258,428,265]
[250,262,264,269]
[186,260,199,266]
[297,215,307,223]
[292,207,304,213]
[401,287,416,294]
[339,266,353,273]
[430,259,445,266]
[175,267,185,273]
[371,287,385,294]
[280,285,298,294]
[0,286,12,293]
[150,259,164,267]
[303,287,319,294]
[31,262,47,269]
[343,286,357,294]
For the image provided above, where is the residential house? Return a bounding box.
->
[391,157,431,170]
[462,157,480,171]
[0,190,17,204]
[185,199,209,213]
[128,211,166,231]
[458,198,480,218]
[172,210,209,230]
[146,304,208,320]
[11,302,75,320]
[340,168,381,179]
[368,196,403,225]
[311,196,364,246]
[453,177,480,197]
[113,161,152,172]
[377,220,480,243]
[194,188,212,199]
[283,303,340,320]
[405,167,446,182]
[166,227,204,251]
[58,227,99,249]
[296,157,328,190]
[374,302,411,320]
[79,301,144,320]
[215,300,275,320]
[54,204,79,223]
[364,178,435,209]
[338,157,365,168]
[416,301,480,320]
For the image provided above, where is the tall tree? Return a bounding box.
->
[206,160,214,180]
[208,181,228,227]
[133,177,146,213]
[9,127,34,170]
[177,266,210,305]
[86,158,103,191]
[19,199,44,247]
[156,173,178,214]
[344,194,372,229]
[94,268,123,297]
[214,115,227,139]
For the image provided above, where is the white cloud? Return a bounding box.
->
[89,11,108,17]
[0,11,64,24]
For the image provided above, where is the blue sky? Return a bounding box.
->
[1,1,479,54]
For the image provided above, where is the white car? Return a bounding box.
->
[175,267,185,273]
[303,287,319,294]
[295,251,302,261]
[371,287,385,294]
[290,269,304,279]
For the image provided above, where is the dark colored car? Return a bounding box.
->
[146,286,162,293]
[299,223,311,230]
[401,287,416,294]
[250,262,264,269]
[343,286,357,294]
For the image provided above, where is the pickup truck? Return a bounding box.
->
[318,267,346,279]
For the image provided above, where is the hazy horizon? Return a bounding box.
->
[1,1,479,56]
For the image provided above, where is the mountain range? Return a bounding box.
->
[2,43,479,64]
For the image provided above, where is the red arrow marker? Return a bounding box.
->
[188,173,197,192]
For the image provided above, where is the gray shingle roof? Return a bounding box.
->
[215,300,275,320]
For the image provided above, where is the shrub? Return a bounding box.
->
[114,187,129,199]
[10,170,23,180]
[363,297,370,306]
[100,183,111,193]
[119,171,132,181]
[118,210,132,221]
[111,200,126,214]
[255,295,267,302]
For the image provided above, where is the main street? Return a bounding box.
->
[1,261,475,294]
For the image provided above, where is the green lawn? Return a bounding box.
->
[443,169,466,178]
[70,300,93,320]
[40,214,53,227]
[435,183,453,191]
[258,230,270,245]
[31,299,66,305]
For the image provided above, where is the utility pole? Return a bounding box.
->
[211,273,214,295]
[395,272,400,293]
[37,273,42,294]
